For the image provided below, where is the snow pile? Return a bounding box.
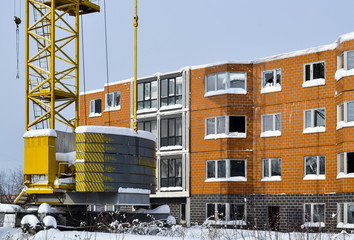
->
[260,85,281,94]
[21,214,40,227]
[204,88,247,97]
[135,205,170,214]
[118,187,151,194]
[43,216,57,228]
[38,203,52,214]
[166,216,176,225]
[76,126,156,142]
[0,203,24,213]
[303,126,326,134]
[335,69,354,80]
[23,129,57,138]
[56,151,76,166]
[260,130,281,138]
[302,78,325,88]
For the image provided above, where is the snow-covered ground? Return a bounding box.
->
[1,226,354,240]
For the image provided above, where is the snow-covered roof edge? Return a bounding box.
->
[104,78,132,87]
[24,129,57,138]
[191,61,252,70]
[75,126,156,142]
[79,88,104,96]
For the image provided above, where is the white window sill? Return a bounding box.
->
[337,121,354,130]
[104,106,121,112]
[160,104,182,111]
[303,126,325,134]
[301,222,325,228]
[205,177,247,182]
[159,187,183,192]
[302,78,325,88]
[337,222,354,229]
[205,133,246,139]
[303,175,325,180]
[261,176,281,182]
[337,172,354,179]
[159,145,183,151]
[204,220,246,226]
[260,130,281,138]
[204,88,247,97]
[89,113,102,118]
[261,85,281,94]
[137,108,157,114]
[335,69,354,81]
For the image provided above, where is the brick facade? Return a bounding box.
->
[80,32,354,231]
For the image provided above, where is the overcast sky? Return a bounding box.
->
[0,0,354,170]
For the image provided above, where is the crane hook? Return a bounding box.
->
[14,16,21,27]
[14,16,21,79]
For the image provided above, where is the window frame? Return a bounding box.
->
[105,91,121,111]
[137,80,158,111]
[338,203,354,228]
[205,115,247,139]
[303,203,325,226]
[160,76,183,108]
[160,116,182,147]
[205,71,247,94]
[261,68,281,89]
[205,159,247,181]
[303,108,326,132]
[337,101,354,129]
[89,98,102,116]
[303,61,325,82]
[303,155,326,180]
[337,152,354,177]
[261,113,281,137]
[160,158,183,188]
[205,203,246,224]
[261,158,282,180]
[137,119,157,137]
[337,50,354,70]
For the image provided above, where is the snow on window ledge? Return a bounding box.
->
[160,104,183,111]
[205,177,247,182]
[89,113,102,118]
[260,85,281,94]
[204,220,246,226]
[337,172,354,179]
[301,222,325,228]
[204,88,247,97]
[137,108,158,114]
[160,145,183,151]
[260,130,281,138]
[335,69,354,81]
[261,176,282,182]
[205,133,246,139]
[104,106,121,112]
[302,78,325,88]
[303,126,325,134]
[337,222,354,229]
[337,121,354,130]
[303,175,325,180]
[159,187,183,192]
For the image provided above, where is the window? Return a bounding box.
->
[338,51,354,70]
[338,152,354,177]
[205,72,247,96]
[261,113,281,137]
[137,120,157,137]
[160,158,182,188]
[262,158,281,181]
[206,203,246,225]
[206,159,246,181]
[89,99,102,116]
[137,81,157,110]
[338,203,354,228]
[304,156,325,180]
[303,62,325,87]
[205,116,246,139]
[160,77,182,107]
[160,117,182,147]
[303,108,325,133]
[337,101,354,129]
[303,203,325,227]
[261,69,281,93]
[180,203,186,222]
[105,91,120,111]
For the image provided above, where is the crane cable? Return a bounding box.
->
[14,0,21,79]
[103,0,111,126]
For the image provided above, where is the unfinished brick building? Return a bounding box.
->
[80,32,354,231]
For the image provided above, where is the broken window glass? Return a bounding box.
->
[304,204,312,222]
[217,204,226,220]
[305,156,317,175]
[207,204,215,220]
[230,160,245,177]
[230,72,246,89]
[271,159,281,176]
[313,62,325,79]
[217,73,227,90]
[313,204,324,222]
[263,70,274,87]
[315,109,325,127]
